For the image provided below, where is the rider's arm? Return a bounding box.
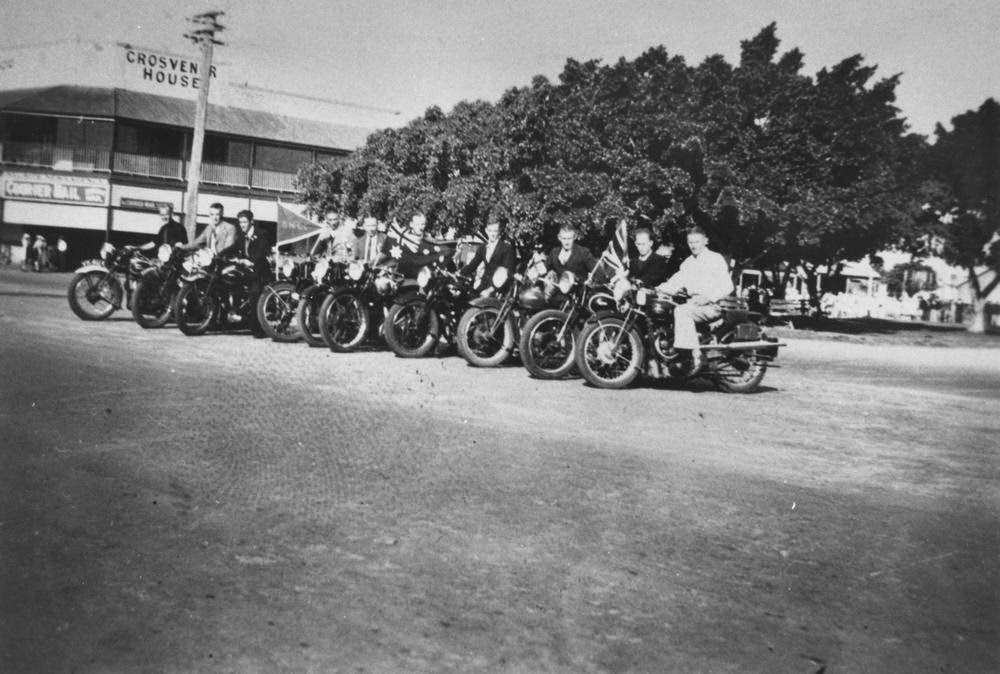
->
[179,225,209,251]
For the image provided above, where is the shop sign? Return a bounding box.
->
[2,171,109,206]
[121,197,173,212]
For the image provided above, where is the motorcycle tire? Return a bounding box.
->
[256,281,301,342]
[519,309,579,379]
[712,332,768,394]
[319,288,370,352]
[296,285,329,347]
[575,317,644,389]
[456,306,515,367]
[175,281,216,336]
[67,270,120,321]
[131,269,173,328]
[384,298,440,358]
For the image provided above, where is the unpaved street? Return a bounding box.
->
[1,269,998,672]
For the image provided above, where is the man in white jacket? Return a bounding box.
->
[658,227,734,368]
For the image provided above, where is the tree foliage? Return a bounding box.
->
[297,24,919,274]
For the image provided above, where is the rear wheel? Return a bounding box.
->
[575,318,644,389]
[131,270,174,328]
[519,309,578,379]
[712,332,768,393]
[319,288,370,352]
[175,281,216,336]
[384,299,439,358]
[456,306,515,367]
[257,281,301,342]
[67,270,120,320]
[296,285,329,347]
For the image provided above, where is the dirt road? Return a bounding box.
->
[1,269,997,672]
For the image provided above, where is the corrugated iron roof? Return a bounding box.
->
[0,85,371,150]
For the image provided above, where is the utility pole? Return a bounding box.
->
[183,10,225,241]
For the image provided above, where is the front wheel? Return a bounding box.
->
[575,318,644,389]
[519,309,578,379]
[456,306,515,367]
[319,288,370,352]
[131,269,174,328]
[296,285,329,347]
[257,281,301,342]
[67,270,121,320]
[384,299,439,358]
[712,333,768,393]
[175,281,216,336]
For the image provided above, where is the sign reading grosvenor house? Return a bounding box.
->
[123,47,218,91]
[3,172,109,207]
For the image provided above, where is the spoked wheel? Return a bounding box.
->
[296,285,329,347]
[175,282,216,336]
[456,306,515,367]
[519,309,578,379]
[131,270,174,328]
[575,318,644,389]
[319,289,370,352]
[67,270,121,320]
[384,299,439,358]
[257,281,301,342]
[712,332,768,393]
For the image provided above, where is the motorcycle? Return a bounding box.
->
[574,284,783,392]
[256,254,316,342]
[131,245,191,328]
[317,261,402,352]
[295,257,347,347]
[455,266,540,367]
[173,252,261,336]
[518,268,616,379]
[67,242,156,321]
[383,262,473,358]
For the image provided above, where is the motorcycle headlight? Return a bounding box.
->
[491,267,509,289]
[374,275,396,296]
[100,242,115,261]
[613,278,631,302]
[558,271,576,295]
[312,258,330,283]
[348,261,365,281]
[182,257,195,273]
[281,259,295,279]
[157,244,172,263]
[417,266,432,289]
[195,248,214,267]
[636,288,649,306]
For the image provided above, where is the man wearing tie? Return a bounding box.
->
[353,216,387,265]
[460,220,517,295]
[545,223,597,278]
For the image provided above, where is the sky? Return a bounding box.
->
[2,0,998,135]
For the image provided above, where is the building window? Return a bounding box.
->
[253,143,312,173]
[316,150,347,166]
[115,122,185,158]
[0,113,112,170]
[203,134,251,167]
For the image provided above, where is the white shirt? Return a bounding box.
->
[662,249,733,301]
[485,240,498,262]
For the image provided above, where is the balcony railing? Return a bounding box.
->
[198,161,251,187]
[251,167,297,192]
[113,151,185,180]
[0,141,111,171]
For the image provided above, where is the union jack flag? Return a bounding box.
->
[597,219,630,274]
[386,220,423,253]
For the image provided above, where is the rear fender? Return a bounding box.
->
[468,296,503,310]
[74,264,110,275]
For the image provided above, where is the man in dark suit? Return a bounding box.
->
[546,223,597,278]
[626,228,672,287]
[353,216,387,265]
[155,204,187,247]
[460,221,517,294]
[238,209,270,336]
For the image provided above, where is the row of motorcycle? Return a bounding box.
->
[65,242,782,392]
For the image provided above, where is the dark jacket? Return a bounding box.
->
[547,244,597,279]
[354,231,387,264]
[243,226,272,282]
[461,240,518,291]
[628,253,673,288]
[157,219,188,247]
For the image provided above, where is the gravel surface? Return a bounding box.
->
[1,269,998,672]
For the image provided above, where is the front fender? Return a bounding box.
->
[179,270,210,284]
[74,263,110,275]
[468,296,503,310]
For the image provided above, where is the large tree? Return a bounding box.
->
[922,98,1000,332]
[297,24,920,286]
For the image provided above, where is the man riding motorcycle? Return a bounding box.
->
[459,220,517,295]
[178,202,241,257]
[379,213,444,278]
[656,226,734,370]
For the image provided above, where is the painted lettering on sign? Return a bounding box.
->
[121,198,172,212]
[125,49,218,90]
[2,173,109,206]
